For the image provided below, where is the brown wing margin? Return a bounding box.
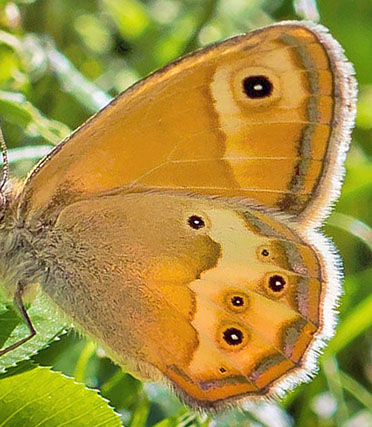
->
[289,22,357,226]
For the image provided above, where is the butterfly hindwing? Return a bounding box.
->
[37,192,335,408]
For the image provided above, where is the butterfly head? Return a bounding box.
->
[0,130,21,231]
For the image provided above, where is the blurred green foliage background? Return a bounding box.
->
[0,0,371,426]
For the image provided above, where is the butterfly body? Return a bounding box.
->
[0,21,356,410]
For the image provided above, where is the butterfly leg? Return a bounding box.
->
[0,283,36,357]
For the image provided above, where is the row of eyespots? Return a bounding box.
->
[187,215,288,374]
[225,276,288,304]
[188,215,288,295]
[216,276,288,377]
[219,275,287,344]
[258,245,289,294]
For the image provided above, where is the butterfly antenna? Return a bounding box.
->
[0,126,9,194]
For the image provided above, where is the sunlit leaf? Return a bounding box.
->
[0,364,121,426]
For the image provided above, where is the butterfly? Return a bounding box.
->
[0,20,356,410]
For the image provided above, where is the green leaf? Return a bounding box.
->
[339,370,372,411]
[325,287,372,357]
[0,90,70,144]
[0,292,65,373]
[153,413,210,427]
[0,364,121,426]
[0,90,32,127]
[46,44,112,113]
[130,395,150,427]
[101,370,143,410]
[102,0,151,40]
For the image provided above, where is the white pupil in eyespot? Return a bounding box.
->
[254,84,263,91]
[231,334,239,341]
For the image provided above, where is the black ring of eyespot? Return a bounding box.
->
[261,248,270,257]
[219,367,227,373]
[231,295,245,307]
[223,327,244,346]
[242,75,273,99]
[268,274,286,292]
[188,215,205,230]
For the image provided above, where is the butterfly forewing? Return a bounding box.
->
[19,22,355,227]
